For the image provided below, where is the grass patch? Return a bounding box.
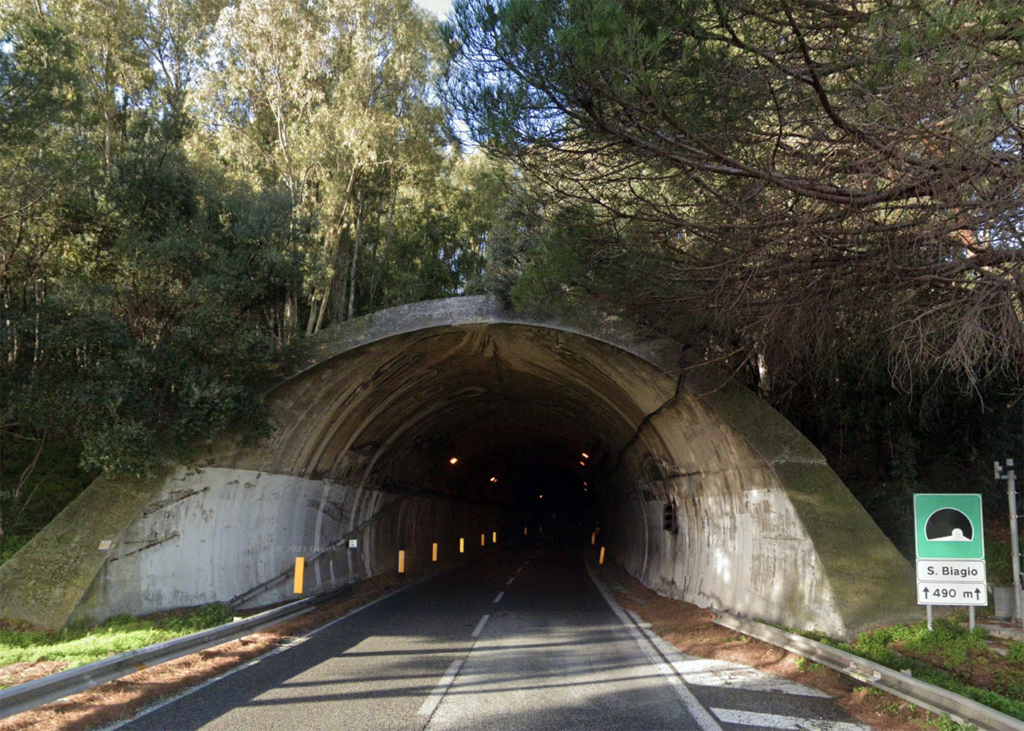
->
[801,618,1024,721]
[0,603,233,680]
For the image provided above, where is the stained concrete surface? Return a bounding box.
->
[0,296,916,635]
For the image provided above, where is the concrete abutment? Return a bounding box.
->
[0,296,917,636]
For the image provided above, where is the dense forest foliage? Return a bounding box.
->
[0,0,503,556]
[2,0,1022,561]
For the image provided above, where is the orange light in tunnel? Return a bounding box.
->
[582,452,589,459]
[580,461,585,466]
[489,477,497,483]
[539,494,543,499]
[449,457,458,465]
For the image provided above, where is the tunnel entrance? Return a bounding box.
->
[0,297,918,635]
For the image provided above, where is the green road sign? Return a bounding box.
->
[914,494,984,560]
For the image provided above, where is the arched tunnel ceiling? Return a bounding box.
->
[258,324,678,502]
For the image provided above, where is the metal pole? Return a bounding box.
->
[968,606,975,631]
[927,604,933,631]
[1007,464,1023,638]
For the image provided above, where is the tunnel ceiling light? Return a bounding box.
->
[489,477,497,483]
[539,494,543,499]
[582,452,589,459]
[449,457,459,465]
[580,461,586,466]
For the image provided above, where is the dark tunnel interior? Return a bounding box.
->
[293,325,677,563]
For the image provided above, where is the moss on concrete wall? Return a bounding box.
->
[0,473,166,630]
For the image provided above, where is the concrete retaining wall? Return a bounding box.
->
[68,467,498,625]
[602,379,915,637]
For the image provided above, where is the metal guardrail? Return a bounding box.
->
[0,585,351,720]
[713,612,1022,731]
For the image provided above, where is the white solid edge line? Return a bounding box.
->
[418,658,464,717]
[471,614,490,638]
[493,591,504,604]
[585,561,723,731]
[710,707,870,731]
[98,578,426,731]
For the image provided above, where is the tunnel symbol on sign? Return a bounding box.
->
[925,509,973,542]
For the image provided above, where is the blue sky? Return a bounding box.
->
[414,0,453,20]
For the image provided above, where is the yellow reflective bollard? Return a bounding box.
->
[460,537,465,554]
[599,546,606,565]
[523,526,528,536]
[398,549,405,574]
[492,531,497,544]
[481,533,485,547]
[293,557,305,594]
[591,532,596,545]
[432,542,438,562]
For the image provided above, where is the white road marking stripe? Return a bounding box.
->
[471,614,490,638]
[506,576,515,585]
[587,564,723,731]
[670,656,830,698]
[711,708,870,731]
[418,658,465,717]
[493,591,504,604]
[620,610,829,699]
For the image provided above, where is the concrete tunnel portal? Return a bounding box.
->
[0,297,919,637]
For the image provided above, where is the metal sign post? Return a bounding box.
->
[995,460,1023,641]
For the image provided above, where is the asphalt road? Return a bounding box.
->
[114,548,871,731]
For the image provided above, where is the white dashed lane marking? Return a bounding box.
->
[471,614,490,638]
[493,591,504,604]
[417,659,464,717]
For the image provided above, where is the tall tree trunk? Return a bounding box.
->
[284,289,298,342]
[369,172,399,313]
[347,196,365,321]
[102,44,115,179]
[305,292,320,335]
[314,279,332,333]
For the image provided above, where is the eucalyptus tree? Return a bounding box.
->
[0,0,300,551]
[193,0,449,335]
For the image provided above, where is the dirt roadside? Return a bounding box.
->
[1,561,970,731]
[596,561,956,731]
[0,573,407,731]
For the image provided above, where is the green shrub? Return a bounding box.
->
[165,603,232,633]
[1007,641,1024,667]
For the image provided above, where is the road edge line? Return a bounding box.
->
[584,560,723,731]
[98,576,430,730]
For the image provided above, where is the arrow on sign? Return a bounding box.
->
[922,587,930,599]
